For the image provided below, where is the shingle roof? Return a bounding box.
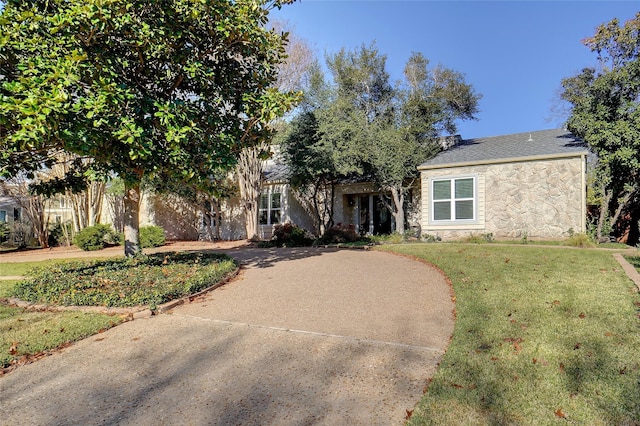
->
[418,129,589,170]
[263,162,289,183]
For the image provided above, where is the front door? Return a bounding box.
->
[358,194,392,235]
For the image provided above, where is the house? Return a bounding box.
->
[418,129,588,240]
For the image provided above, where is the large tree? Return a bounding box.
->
[236,20,311,240]
[294,44,480,234]
[561,13,640,241]
[0,0,296,255]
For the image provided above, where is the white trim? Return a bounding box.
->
[418,151,588,171]
[429,175,478,224]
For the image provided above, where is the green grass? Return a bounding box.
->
[0,303,124,368]
[1,252,238,371]
[379,244,640,425]
[0,260,66,277]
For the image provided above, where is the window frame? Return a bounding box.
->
[430,175,477,223]
[0,210,6,223]
[259,191,282,226]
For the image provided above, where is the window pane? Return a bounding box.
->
[271,193,281,209]
[433,180,451,200]
[455,178,474,199]
[270,210,281,224]
[259,194,268,209]
[0,211,6,222]
[259,211,268,225]
[433,201,451,221]
[455,200,474,220]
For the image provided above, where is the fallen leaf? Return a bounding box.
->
[552,300,561,306]
[578,313,586,319]
[559,363,565,372]
[405,409,413,420]
[505,258,510,263]
[555,408,567,418]
[574,343,581,350]
[451,383,464,389]
[620,367,627,375]
[95,337,105,342]
[59,328,65,333]
[131,337,140,341]
[604,331,614,337]
[8,342,18,355]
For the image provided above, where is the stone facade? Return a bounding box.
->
[421,156,586,240]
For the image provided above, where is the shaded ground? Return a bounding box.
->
[0,243,454,425]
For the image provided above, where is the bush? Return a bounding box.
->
[566,232,595,248]
[73,224,114,251]
[48,222,72,247]
[140,225,165,248]
[318,224,359,244]
[271,222,313,247]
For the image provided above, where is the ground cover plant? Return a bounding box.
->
[379,244,640,425]
[12,252,237,309]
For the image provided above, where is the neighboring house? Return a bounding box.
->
[418,129,588,240]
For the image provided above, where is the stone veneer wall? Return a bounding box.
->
[421,156,585,240]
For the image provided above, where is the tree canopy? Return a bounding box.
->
[0,0,296,254]
[561,12,640,241]
[282,43,480,235]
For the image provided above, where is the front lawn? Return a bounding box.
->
[379,244,640,425]
[1,251,238,371]
[0,304,124,369]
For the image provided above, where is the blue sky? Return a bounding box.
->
[272,1,639,138]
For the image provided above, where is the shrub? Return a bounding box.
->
[463,233,494,244]
[73,224,114,251]
[318,224,359,244]
[369,232,405,244]
[140,225,165,248]
[271,222,313,247]
[48,222,72,247]
[566,232,595,248]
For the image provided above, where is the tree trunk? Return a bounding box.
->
[123,181,141,257]
[390,186,405,233]
[237,145,265,241]
[596,189,612,242]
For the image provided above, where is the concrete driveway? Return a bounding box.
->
[0,246,454,425]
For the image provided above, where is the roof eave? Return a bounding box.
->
[417,151,589,171]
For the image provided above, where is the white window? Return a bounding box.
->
[259,192,282,225]
[0,210,6,222]
[431,177,476,222]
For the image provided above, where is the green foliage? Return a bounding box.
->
[369,232,405,244]
[12,252,237,309]
[566,233,596,248]
[139,225,165,248]
[48,222,72,247]
[561,13,640,240]
[0,0,297,255]
[283,43,480,234]
[271,223,314,247]
[462,232,494,244]
[72,224,114,251]
[381,244,640,425]
[317,224,360,244]
[0,221,9,242]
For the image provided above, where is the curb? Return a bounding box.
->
[156,268,240,314]
[1,268,241,319]
[612,253,640,292]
